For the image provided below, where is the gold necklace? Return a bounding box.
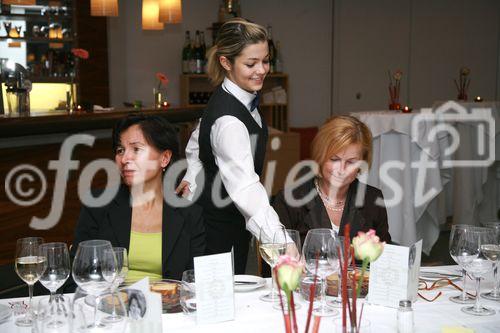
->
[314,178,345,212]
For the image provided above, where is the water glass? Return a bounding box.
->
[303,228,339,317]
[481,222,500,301]
[180,269,196,315]
[104,247,129,323]
[35,295,72,333]
[39,242,70,303]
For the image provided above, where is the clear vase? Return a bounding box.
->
[154,88,168,108]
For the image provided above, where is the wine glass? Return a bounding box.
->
[456,227,496,315]
[103,247,128,323]
[449,224,476,303]
[72,239,117,328]
[38,242,71,328]
[327,236,347,308]
[258,224,287,302]
[302,228,339,317]
[481,222,500,301]
[14,236,46,327]
[285,229,302,261]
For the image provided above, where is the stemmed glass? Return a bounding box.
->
[481,222,500,301]
[72,240,117,328]
[327,236,347,308]
[38,242,71,328]
[14,237,46,327]
[449,224,476,303]
[103,247,129,323]
[303,228,339,317]
[456,227,496,315]
[258,224,287,302]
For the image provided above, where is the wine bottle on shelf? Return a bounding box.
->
[275,41,283,73]
[267,25,276,73]
[200,31,207,73]
[182,30,192,74]
[193,30,204,74]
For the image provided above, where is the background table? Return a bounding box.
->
[352,103,499,254]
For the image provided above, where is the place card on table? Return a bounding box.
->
[126,277,162,333]
[194,252,235,324]
[367,240,422,308]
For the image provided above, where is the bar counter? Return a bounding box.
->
[0,106,203,268]
[0,106,204,138]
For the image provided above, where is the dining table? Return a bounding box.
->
[1,266,499,333]
[351,102,499,254]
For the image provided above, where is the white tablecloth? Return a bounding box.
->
[352,102,499,254]
[1,267,499,333]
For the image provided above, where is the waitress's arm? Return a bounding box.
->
[211,116,283,242]
[181,119,203,199]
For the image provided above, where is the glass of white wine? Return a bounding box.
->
[14,236,47,327]
[259,224,286,302]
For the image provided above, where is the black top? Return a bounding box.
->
[272,178,392,245]
[197,85,268,221]
[69,185,206,285]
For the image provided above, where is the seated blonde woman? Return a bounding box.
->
[272,115,391,244]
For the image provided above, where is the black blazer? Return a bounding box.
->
[272,178,391,245]
[69,185,206,284]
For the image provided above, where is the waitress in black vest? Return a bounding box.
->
[176,18,284,274]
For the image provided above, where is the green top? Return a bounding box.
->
[127,231,162,283]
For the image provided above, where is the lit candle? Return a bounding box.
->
[474,96,483,102]
[402,105,411,113]
[77,105,82,111]
[162,101,169,108]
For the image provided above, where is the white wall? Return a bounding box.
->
[107,0,332,127]
[333,0,500,113]
[107,0,499,126]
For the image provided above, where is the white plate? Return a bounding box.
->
[419,269,461,282]
[234,275,266,292]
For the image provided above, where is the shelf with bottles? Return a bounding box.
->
[180,73,289,131]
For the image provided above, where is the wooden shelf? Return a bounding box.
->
[0,13,72,21]
[31,77,73,83]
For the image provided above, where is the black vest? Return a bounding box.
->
[198,85,268,222]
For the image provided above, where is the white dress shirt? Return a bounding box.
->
[183,77,283,241]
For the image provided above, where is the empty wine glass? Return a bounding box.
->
[481,222,500,301]
[285,229,302,261]
[72,240,117,328]
[327,236,347,308]
[449,224,476,304]
[103,247,128,323]
[456,227,496,315]
[303,228,339,317]
[258,224,287,302]
[14,236,46,327]
[38,242,71,328]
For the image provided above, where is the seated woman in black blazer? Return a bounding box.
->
[272,115,391,245]
[71,114,205,284]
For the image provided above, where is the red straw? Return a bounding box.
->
[350,246,357,328]
[312,316,321,333]
[274,266,291,333]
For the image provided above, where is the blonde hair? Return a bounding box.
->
[207,18,268,85]
[311,115,373,169]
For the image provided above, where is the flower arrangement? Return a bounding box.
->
[274,255,321,333]
[454,67,470,101]
[338,225,385,333]
[388,69,402,110]
[154,72,169,108]
[69,48,89,111]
